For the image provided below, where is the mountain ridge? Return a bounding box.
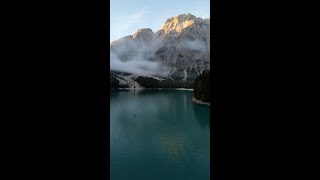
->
[110,13,210,88]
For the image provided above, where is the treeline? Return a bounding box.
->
[193,71,210,103]
[110,75,128,89]
[135,77,193,89]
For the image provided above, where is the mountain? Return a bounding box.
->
[110,13,210,89]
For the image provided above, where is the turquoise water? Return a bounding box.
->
[110,90,210,180]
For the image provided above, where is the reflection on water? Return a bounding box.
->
[110,90,210,180]
[193,104,210,128]
[158,128,192,162]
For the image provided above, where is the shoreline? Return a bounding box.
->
[192,97,210,106]
[111,88,194,91]
[174,88,194,91]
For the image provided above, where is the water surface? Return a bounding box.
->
[110,90,210,180]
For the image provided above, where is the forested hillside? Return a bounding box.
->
[193,71,210,103]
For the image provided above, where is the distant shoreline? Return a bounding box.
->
[111,88,194,91]
[192,97,210,106]
[174,88,194,91]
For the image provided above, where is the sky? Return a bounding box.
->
[110,0,210,43]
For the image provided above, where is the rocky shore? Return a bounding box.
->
[192,97,210,106]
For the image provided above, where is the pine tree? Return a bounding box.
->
[193,71,210,103]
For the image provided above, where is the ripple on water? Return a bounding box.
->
[110,90,210,180]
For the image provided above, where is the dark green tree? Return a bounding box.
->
[193,71,210,103]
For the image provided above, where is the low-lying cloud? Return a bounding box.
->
[110,35,209,77]
[183,40,208,52]
[110,52,169,76]
[110,38,170,76]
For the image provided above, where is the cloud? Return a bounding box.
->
[110,52,169,77]
[110,35,209,77]
[128,10,147,24]
[110,38,170,77]
[182,40,208,52]
[110,55,166,76]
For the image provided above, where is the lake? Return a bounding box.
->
[110,90,210,180]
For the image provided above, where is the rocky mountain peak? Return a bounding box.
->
[110,35,133,46]
[110,13,210,81]
[132,28,154,41]
[164,13,196,24]
[159,13,206,37]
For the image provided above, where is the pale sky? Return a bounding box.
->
[110,0,210,43]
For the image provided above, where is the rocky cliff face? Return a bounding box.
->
[110,13,210,85]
